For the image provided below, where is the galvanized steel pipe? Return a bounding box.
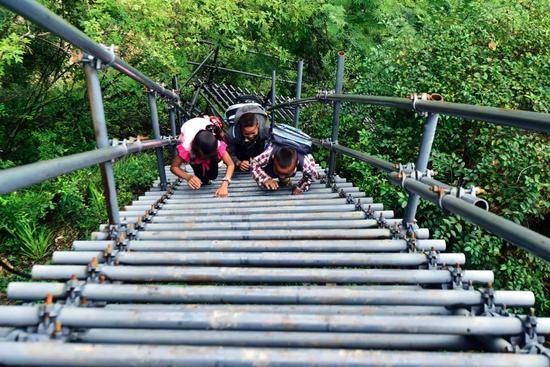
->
[134,192,367,205]
[116,205,366,218]
[0,306,545,337]
[314,139,396,172]
[7,283,534,307]
[147,92,168,190]
[51,251,465,267]
[71,239,443,253]
[327,51,345,179]
[103,304,452,315]
[74,329,475,350]
[31,265,493,284]
[135,211,387,223]
[94,227,393,241]
[321,94,550,133]
[0,342,547,367]
[83,61,121,225]
[403,112,440,224]
[390,173,550,261]
[0,139,174,195]
[293,60,304,127]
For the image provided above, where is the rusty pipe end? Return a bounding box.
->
[429,93,444,102]
[90,257,98,267]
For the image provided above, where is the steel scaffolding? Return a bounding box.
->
[0,0,549,365]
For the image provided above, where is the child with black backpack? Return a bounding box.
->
[251,123,317,195]
[170,116,234,197]
[225,104,270,171]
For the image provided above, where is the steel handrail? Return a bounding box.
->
[269,94,550,133]
[311,139,550,261]
[0,138,177,195]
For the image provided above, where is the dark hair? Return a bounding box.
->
[206,123,225,141]
[192,130,218,159]
[274,147,297,169]
[238,114,257,128]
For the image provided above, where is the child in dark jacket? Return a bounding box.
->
[226,104,270,171]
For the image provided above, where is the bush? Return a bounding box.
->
[318,0,550,314]
[0,153,159,282]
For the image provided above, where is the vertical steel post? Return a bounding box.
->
[168,106,177,155]
[172,76,181,133]
[147,91,168,190]
[271,70,276,124]
[403,112,440,224]
[327,52,345,183]
[293,60,304,128]
[168,107,176,138]
[187,84,202,120]
[206,47,220,85]
[83,61,120,225]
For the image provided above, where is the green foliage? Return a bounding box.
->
[10,220,53,262]
[328,0,550,313]
[299,0,548,314]
[0,154,158,281]
[0,33,29,78]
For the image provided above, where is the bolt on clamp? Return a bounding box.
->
[144,87,157,95]
[86,257,101,283]
[79,44,116,70]
[510,310,549,356]
[37,294,64,338]
[431,185,486,209]
[377,211,388,228]
[116,230,129,251]
[410,93,444,117]
[65,274,85,306]
[102,243,114,264]
[405,230,417,252]
[352,199,371,219]
[424,247,440,269]
[410,93,429,117]
[317,170,328,183]
[392,221,420,240]
[389,222,403,239]
[110,138,131,149]
[395,163,436,188]
[480,283,501,316]
[447,264,466,289]
[402,223,419,251]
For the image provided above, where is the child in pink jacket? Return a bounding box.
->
[170,116,234,197]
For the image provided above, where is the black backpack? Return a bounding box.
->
[270,123,312,155]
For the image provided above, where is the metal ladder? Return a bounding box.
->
[1,165,548,366]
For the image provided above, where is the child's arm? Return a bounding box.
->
[170,155,202,189]
[251,145,276,189]
[215,151,234,197]
[293,155,317,194]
